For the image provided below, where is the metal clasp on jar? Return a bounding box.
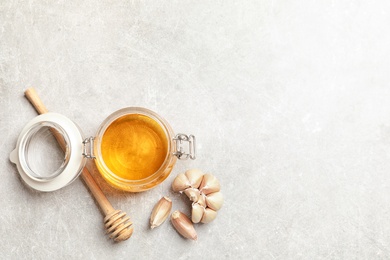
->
[82,137,96,159]
[173,134,196,160]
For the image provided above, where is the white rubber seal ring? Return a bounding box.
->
[10,113,86,192]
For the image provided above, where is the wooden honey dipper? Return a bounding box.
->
[24,87,134,242]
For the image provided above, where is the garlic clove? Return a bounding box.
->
[172,173,191,192]
[150,196,172,229]
[197,193,207,207]
[205,191,224,211]
[200,208,218,223]
[185,169,204,189]
[171,210,197,240]
[191,203,204,224]
[199,173,220,195]
[183,188,200,202]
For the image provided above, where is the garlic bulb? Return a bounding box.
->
[185,169,204,189]
[171,173,191,192]
[196,193,206,207]
[200,208,217,223]
[191,200,218,224]
[191,203,204,224]
[171,170,223,224]
[205,192,223,211]
[199,173,220,195]
[184,188,200,202]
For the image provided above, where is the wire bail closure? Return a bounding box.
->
[173,134,196,160]
[82,137,96,159]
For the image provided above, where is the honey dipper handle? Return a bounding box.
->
[24,88,49,114]
[81,167,114,214]
[24,88,67,150]
[24,87,115,215]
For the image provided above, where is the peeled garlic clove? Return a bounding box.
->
[197,193,206,207]
[191,203,204,224]
[171,210,197,240]
[205,191,223,211]
[185,169,204,189]
[199,173,220,195]
[172,173,191,192]
[150,196,172,229]
[184,188,200,202]
[200,208,218,223]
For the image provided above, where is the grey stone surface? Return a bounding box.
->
[1,0,390,259]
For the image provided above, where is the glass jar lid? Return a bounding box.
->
[10,113,86,192]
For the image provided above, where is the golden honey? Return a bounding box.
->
[93,107,178,192]
[100,114,168,181]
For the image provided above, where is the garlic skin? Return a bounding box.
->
[197,193,206,207]
[172,173,191,192]
[150,197,172,229]
[171,211,197,240]
[184,188,200,202]
[205,192,223,211]
[185,169,204,189]
[199,173,220,195]
[191,203,204,224]
[200,208,218,223]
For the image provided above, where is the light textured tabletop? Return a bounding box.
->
[1,1,390,259]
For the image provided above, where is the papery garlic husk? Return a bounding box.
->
[150,196,172,229]
[172,173,191,192]
[191,203,204,224]
[205,191,223,211]
[185,169,204,189]
[197,193,207,207]
[200,208,218,223]
[171,210,197,240]
[199,173,220,195]
[184,188,200,202]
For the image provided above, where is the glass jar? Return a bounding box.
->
[10,107,195,192]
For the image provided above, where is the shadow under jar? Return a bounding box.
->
[10,107,195,192]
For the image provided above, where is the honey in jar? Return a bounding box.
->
[94,107,195,192]
[100,113,168,181]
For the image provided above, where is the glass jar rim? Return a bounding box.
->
[19,121,70,182]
